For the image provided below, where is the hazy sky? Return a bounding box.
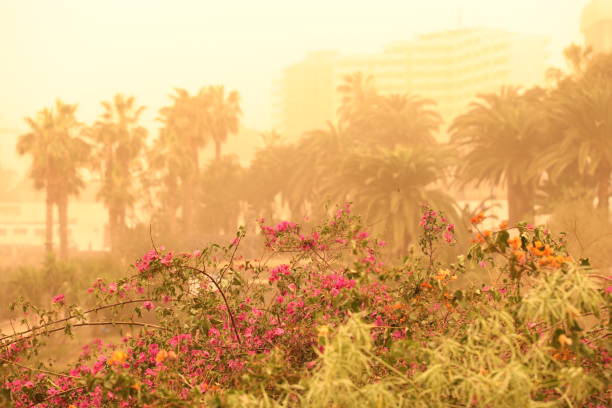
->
[0,0,590,169]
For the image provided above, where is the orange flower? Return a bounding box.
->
[507,237,521,250]
[472,230,492,244]
[513,250,526,263]
[470,213,486,225]
[420,281,433,289]
[558,334,573,346]
[108,350,128,366]
[472,234,485,244]
[528,241,548,257]
[538,255,570,268]
[498,220,508,229]
[434,269,450,281]
[155,349,169,364]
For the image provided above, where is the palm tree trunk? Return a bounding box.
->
[507,180,534,225]
[45,188,54,256]
[182,175,194,237]
[214,140,222,161]
[108,206,118,253]
[58,193,69,260]
[596,162,610,221]
[117,205,126,251]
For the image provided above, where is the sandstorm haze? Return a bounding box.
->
[0,1,611,406]
[0,0,607,258]
[0,0,585,155]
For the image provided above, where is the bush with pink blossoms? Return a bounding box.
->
[0,204,609,407]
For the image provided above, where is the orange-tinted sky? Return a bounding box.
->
[0,0,590,169]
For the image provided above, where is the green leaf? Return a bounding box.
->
[496,229,510,252]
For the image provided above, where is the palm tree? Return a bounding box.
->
[244,136,298,222]
[450,87,547,225]
[197,155,245,235]
[153,88,209,236]
[17,100,89,259]
[543,53,612,220]
[329,146,457,253]
[336,71,378,126]
[365,94,441,148]
[201,86,242,160]
[285,121,347,216]
[89,94,147,252]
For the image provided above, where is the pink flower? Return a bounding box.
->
[142,249,159,262]
[355,231,369,240]
[143,301,155,311]
[52,294,65,304]
[443,230,454,243]
[268,264,291,283]
[605,286,612,294]
[135,259,150,273]
[391,329,405,340]
[107,282,117,294]
[160,252,173,266]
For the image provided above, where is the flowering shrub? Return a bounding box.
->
[0,204,610,407]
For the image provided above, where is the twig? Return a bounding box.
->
[3,321,168,348]
[149,223,159,254]
[1,298,158,343]
[28,385,86,408]
[183,265,242,344]
[0,357,78,378]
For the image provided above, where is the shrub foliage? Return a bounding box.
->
[1,205,610,407]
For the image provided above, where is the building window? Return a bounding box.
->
[13,228,27,235]
[0,206,21,216]
[0,228,6,236]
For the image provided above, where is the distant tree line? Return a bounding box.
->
[16,45,611,260]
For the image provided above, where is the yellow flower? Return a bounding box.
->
[558,334,573,346]
[155,349,169,364]
[317,325,329,337]
[434,269,450,281]
[108,350,128,366]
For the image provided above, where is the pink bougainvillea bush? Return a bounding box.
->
[1,204,610,407]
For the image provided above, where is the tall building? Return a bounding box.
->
[402,28,549,137]
[581,0,612,53]
[272,50,338,140]
[275,28,550,142]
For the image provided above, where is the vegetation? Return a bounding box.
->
[10,45,610,264]
[88,94,148,253]
[16,100,90,259]
[1,44,610,406]
[0,205,609,407]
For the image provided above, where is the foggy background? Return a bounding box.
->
[0,0,609,270]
